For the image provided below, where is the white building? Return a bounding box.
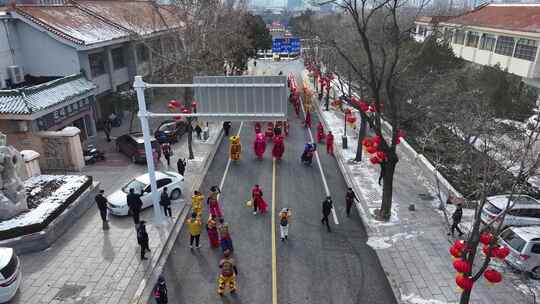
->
[414,4,540,88]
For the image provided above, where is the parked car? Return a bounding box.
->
[106,171,184,216]
[481,194,540,228]
[116,133,161,163]
[0,248,21,303]
[154,120,187,144]
[499,226,540,279]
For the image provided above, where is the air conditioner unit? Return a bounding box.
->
[7,66,24,85]
[0,73,5,89]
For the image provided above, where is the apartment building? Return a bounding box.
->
[414,4,540,88]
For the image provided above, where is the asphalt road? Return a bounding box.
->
[160,59,396,304]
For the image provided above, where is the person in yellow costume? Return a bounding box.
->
[217,249,238,296]
[229,135,241,161]
[191,190,204,217]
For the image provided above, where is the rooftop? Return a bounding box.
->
[9,0,183,46]
[415,15,455,24]
[0,74,96,116]
[441,3,540,34]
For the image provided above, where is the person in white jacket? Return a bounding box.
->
[279,208,292,241]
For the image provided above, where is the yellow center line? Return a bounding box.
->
[271,158,278,304]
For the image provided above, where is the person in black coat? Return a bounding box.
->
[127,188,143,224]
[345,188,359,217]
[321,196,333,232]
[160,187,172,217]
[137,221,151,260]
[448,203,464,237]
[223,121,232,137]
[177,158,186,176]
[95,190,109,230]
[153,275,168,304]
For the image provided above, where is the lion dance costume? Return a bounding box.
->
[253,133,266,159]
[229,135,241,161]
[217,250,238,296]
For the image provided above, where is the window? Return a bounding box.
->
[136,44,149,63]
[465,32,479,48]
[479,34,496,51]
[514,38,538,61]
[532,243,540,254]
[495,36,515,56]
[501,229,526,252]
[111,47,126,70]
[157,178,172,188]
[453,30,465,45]
[89,52,106,77]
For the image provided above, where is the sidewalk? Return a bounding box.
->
[13,109,223,303]
[302,71,537,304]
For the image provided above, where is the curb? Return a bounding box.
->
[130,126,225,304]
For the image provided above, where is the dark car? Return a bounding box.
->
[154,120,187,143]
[116,133,161,163]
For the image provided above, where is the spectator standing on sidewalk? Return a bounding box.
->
[195,123,203,140]
[153,275,168,304]
[103,119,112,142]
[279,208,291,241]
[321,196,333,232]
[187,212,202,249]
[127,188,143,224]
[177,158,186,176]
[345,187,359,217]
[137,221,151,260]
[162,143,172,167]
[448,203,464,237]
[94,190,109,230]
[160,187,172,217]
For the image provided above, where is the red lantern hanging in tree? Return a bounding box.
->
[181,107,190,114]
[347,115,357,124]
[453,240,466,251]
[362,137,374,147]
[450,245,462,259]
[453,259,472,274]
[369,156,380,164]
[373,136,382,145]
[366,146,377,154]
[483,269,502,284]
[358,101,369,112]
[174,115,182,120]
[494,246,510,260]
[455,274,473,291]
[375,151,387,162]
[480,232,493,246]
[344,108,352,115]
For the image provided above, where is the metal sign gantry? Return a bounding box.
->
[133,75,287,223]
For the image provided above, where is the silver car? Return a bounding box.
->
[499,226,540,279]
[481,195,540,228]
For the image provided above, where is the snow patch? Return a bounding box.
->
[367,232,422,250]
[401,293,450,304]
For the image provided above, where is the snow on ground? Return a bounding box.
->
[0,175,89,231]
[367,231,423,250]
[401,293,451,304]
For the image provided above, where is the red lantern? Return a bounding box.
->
[366,146,377,154]
[395,137,401,145]
[455,274,473,291]
[373,136,382,145]
[358,101,369,112]
[174,115,182,120]
[375,151,386,162]
[450,246,462,258]
[484,269,502,284]
[168,100,180,108]
[453,240,466,251]
[369,156,380,164]
[397,129,406,139]
[362,137,374,147]
[181,107,190,114]
[344,108,352,115]
[494,246,510,260]
[453,259,471,274]
[480,232,493,246]
[347,115,357,124]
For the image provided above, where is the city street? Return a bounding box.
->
[160,60,396,304]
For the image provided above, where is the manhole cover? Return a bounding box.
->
[418,193,435,201]
[54,284,85,300]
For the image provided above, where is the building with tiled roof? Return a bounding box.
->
[413,15,454,42]
[415,4,540,88]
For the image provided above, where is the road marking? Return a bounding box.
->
[297,79,339,225]
[271,158,278,304]
[217,121,243,201]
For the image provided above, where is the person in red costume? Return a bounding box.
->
[283,120,289,136]
[326,131,334,156]
[272,135,285,160]
[254,122,262,134]
[316,122,325,143]
[252,184,268,215]
[293,94,300,117]
[253,133,266,159]
[304,111,312,128]
[265,122,274,139]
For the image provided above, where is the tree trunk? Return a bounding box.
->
[459,200,483,304]
[355,113,367,162]
[380,150,398,220]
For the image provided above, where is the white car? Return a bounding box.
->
[481,194,540,228]
[0,248,21,303]
[107,171,184,216]
[499,226,540,279]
